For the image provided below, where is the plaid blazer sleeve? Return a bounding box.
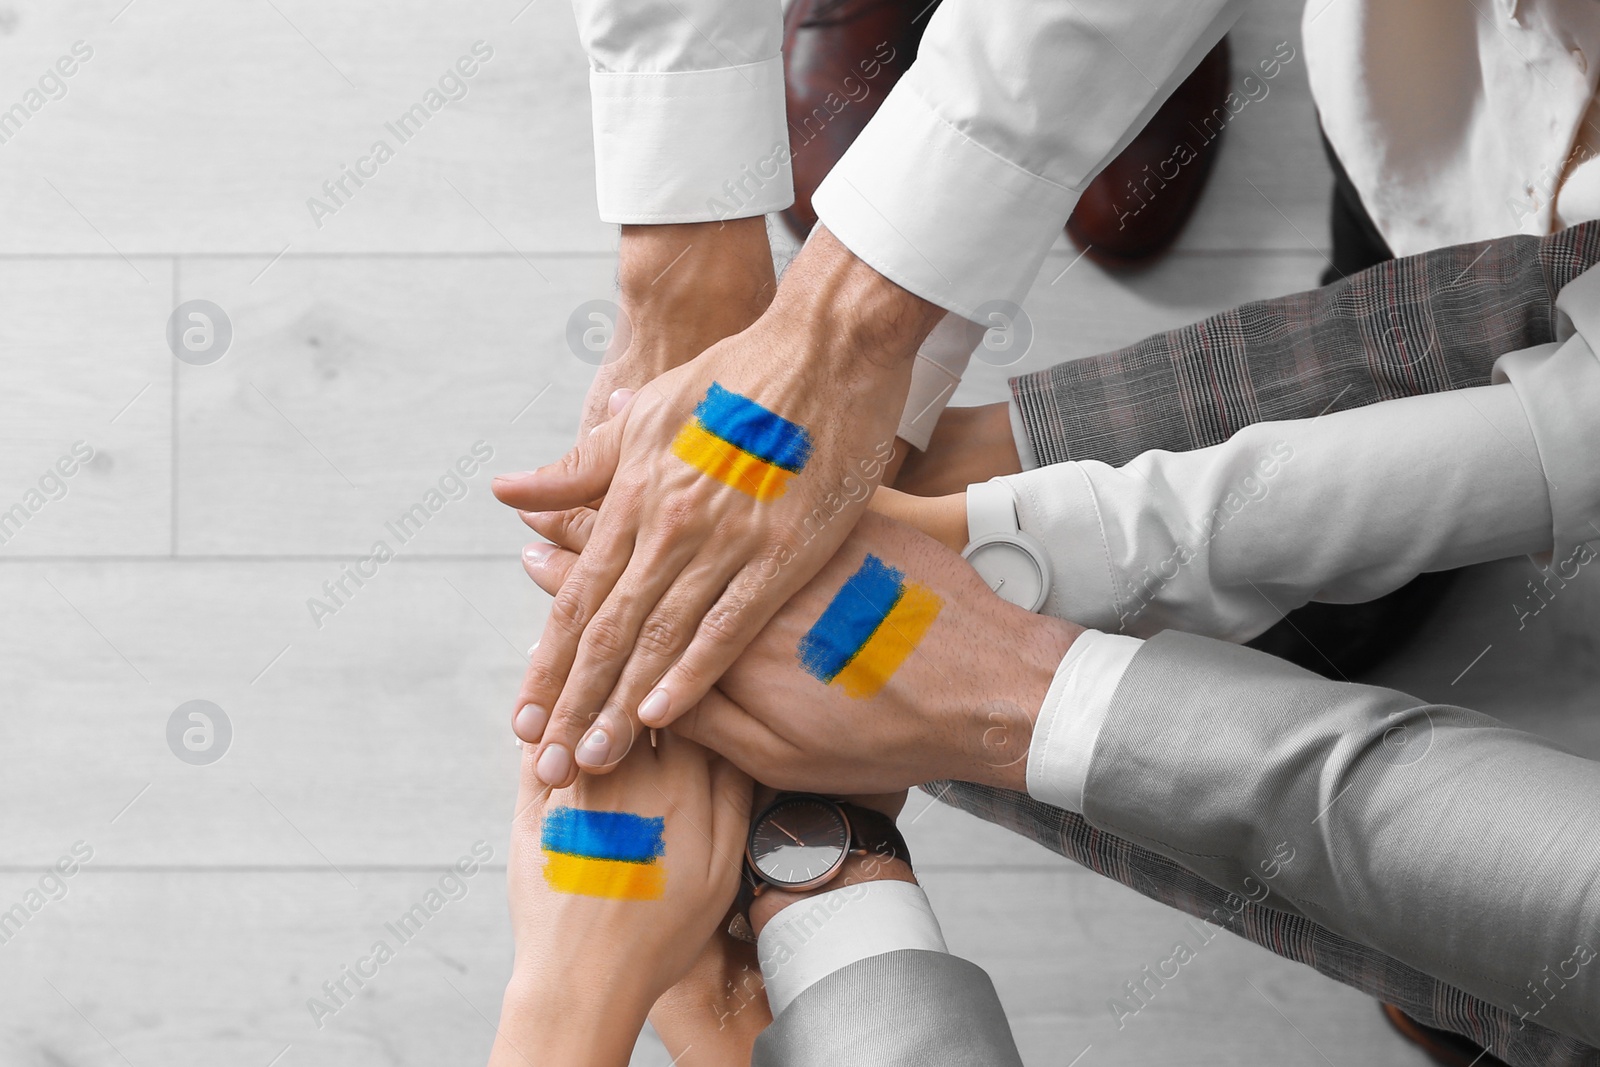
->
[1011,221,1600,467]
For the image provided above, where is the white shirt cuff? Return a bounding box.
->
[1008,398,1039,470]
[589,57,793,223]
[1026,630,1144,813]
[811,84,1074,321]
[998,463,1124,629]
[756,879,947,1016]
[898,313,979,450]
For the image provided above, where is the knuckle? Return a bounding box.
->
[547,579,592,632]
[521,663,562,698]
[697,599,747,648]
[655,496,700,537]
[580,612,631,659]
[633,613,681,660]
[549,704,598,737]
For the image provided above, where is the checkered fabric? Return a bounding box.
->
[1012,222,1600,467]
[952,223,1600,1066]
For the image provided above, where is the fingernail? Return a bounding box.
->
[607,388,636,415]
[514,703,549,741]
[536,743,571,786]
[494,471,537,484]
[522,543,555,566]
[527,642,539,657]
[639,688,671,726]
[577,728,612,768]
[588,424,603,436]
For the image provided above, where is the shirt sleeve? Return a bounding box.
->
[573,0,791,223]
[811,0,1246,320]
[756,879,948,1016]
[995,374,1560,642]
[1025,629,1143,813]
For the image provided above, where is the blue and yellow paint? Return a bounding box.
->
[541,807,666,900]
[797,554,942,699]
[671,383,813,501]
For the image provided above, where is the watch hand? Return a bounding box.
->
[769,819,804,846]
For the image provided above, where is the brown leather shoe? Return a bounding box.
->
[781,0,939,238]
[1380,1004,1510,1067]
[1065,37,1232,266]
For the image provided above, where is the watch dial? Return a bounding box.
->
[749,797,849,887]
[967,541,1044,609]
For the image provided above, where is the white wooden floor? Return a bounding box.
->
[2,2,1595,1065]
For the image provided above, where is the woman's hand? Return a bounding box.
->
[892,401,1022,497]
[867,485,968,552]
[491,733,752,1067]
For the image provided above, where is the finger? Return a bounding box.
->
[579,556,732,762]
[518,506,597,552]
[492,406,628,511]
[511,505,637,764]
[672,689,786,784]
[521,541,580,596]
[511,744,553,833]
[608,388,636,417]
[553,541,713,776]
[639,564,783,730]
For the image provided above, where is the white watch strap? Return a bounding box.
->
[966,479,1019,543]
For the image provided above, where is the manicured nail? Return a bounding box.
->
[523,543,555,566]
[639,688,671,726]
[527,642,538,657]
[514,703,549,741]
[588,424,603,436]
[535,743,571,786]
[607,388,636,415]
[576,728,611,768]
[493,471,537,484]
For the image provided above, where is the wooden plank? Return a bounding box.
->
[173,250,1330,558]
[0,868,1433,1067]
[174,255,603,555]
[0,258,172,556]
[0,1,611,254]
[0,556,1052,870]
[5,0,1324,259]
[1171,0,1335,255]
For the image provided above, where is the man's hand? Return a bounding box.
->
[520,507,1081,795]
[578,219,776,435]
[491,733,751,1067]
[495,226,945,787]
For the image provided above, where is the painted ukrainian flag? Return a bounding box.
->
[541,807,666,900]
[671,383,813,501]
[797,554,943,699]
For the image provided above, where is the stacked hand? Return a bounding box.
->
[495,227,945,788]
[493,732,752,1067]
[519,504,1081,796]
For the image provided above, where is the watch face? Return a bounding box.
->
[748,796,850,889]
[965,539,1046,611]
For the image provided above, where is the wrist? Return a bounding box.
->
[769,225,944,373]
[617,218,775,313]
[957,612,1083,794]
[496,967,655,1066]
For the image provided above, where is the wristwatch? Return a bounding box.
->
[728,793,911,942]
[962,479,1052,612]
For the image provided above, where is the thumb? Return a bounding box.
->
[493,408,627,511]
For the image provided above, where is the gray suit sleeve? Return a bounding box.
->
[1084,631,1600,1045]
[751,949,1024,1067]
